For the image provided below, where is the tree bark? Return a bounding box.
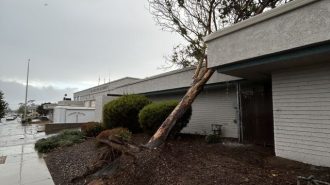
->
[145,67,215,148]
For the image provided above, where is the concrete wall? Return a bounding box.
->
[53,108,65,123]
[272,62,330,167]
[53,107,95,123]
[65,109,95,123]
[206,0,330,68]
[94,95,119,122]
[148,85,239,137]
[45,123,85,134]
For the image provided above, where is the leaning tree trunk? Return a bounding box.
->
[145,66,215,148]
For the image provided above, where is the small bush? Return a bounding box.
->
[205,134,221,144]
[96,128,132,144]
[139,100,192,136]
[103,95,151,133]
[81,122,105,137]
[35,130,85,153]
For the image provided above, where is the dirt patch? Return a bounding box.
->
[45,134,330,185]
[45,138,108,185]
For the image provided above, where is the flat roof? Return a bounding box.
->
[74,77,140,94]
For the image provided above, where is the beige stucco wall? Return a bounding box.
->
[206,0,330,68]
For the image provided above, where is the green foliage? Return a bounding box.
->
[36,103,50,115]
[16,104,26,115]
[118,129,132,141]
[0,91,8,119]
[139,100,192,136]
[81,122,105,137]
[205,134,222,144]
[35,130,85,153]
[103,95,151,133]
[149,0,289,68]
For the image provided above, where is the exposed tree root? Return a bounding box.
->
[70,137,148,185]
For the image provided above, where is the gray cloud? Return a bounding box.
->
[0,0,184,108]
[0,80,77,109]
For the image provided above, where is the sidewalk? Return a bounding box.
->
[0,119,54,185]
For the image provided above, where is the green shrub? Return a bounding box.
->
[114,128,132,142]
[35,130,85,153]
[205,134,221,144]
[103,95,151,133]
[34,138,59,153]
[138,100,192,136]
[81,122,105,137]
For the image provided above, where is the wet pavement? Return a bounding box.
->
[0,118,54,185]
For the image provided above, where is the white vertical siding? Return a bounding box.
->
[149,87,238,138]
[272,63,330,167]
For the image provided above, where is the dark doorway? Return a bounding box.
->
[240,80,274,147]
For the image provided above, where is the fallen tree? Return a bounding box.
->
[145,61,215,148]
[85,1,292,183]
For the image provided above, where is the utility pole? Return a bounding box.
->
[24,59,30,121]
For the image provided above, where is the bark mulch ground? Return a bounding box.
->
[45,134,330,185]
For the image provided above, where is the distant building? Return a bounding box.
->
[43,100,85,122]
[53,106,95,123]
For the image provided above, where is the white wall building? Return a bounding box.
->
[74,67,241,138]
[205,0,330,167]
[53,106,95,124]
[73,0,330,168]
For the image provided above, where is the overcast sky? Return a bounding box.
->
[0,0,183,109]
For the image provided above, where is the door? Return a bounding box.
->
[240,81,274,147]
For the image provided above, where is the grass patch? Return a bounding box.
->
[35,130,85,153]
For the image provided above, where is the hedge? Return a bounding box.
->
[138,100,192,136]
[103,94,151,133]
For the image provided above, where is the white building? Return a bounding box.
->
[205,0,330,167]
[74,0,330,168]
[53,106,95,123]
[44,100,85,122]
[74,67,241,138]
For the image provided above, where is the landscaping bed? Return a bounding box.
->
[45,134,330,185]
[45,138,104,185]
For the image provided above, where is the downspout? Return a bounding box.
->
[236,82,243,143]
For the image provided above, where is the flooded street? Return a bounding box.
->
[0,118,54,185]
